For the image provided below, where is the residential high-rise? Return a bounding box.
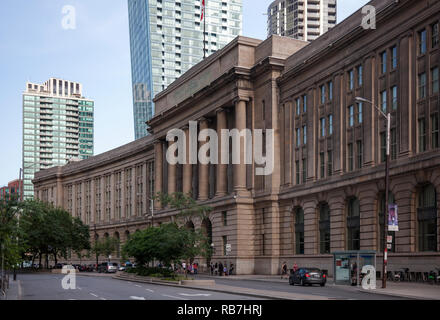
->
[267,0,336,41]
[128,0,243,139]
[22,78,94,199]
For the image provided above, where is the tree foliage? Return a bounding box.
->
[18,199,90,267]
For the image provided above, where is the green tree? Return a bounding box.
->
[0,196,24,270]
[91,237,119,264]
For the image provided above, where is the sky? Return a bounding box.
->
[0,0,370,186]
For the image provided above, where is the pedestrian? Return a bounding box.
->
[188,263,193,274]
[210,262,214,275]
[293,262,298,273]
[194,263,198,275]
[182,261,186,273]
[219,262,223,276]
[229,263,234,276]
[281,261,287,279]
[215,262,218,275]
[223,264,228,276]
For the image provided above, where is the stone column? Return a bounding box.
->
[198,118,209,201]
[216,108,228,197]
[182,126,193,195]
[234,99,247,192]
[154,140,163,209]
[168,140,177,195]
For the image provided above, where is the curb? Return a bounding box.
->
[112,275,292,300]
[355,288,435,300]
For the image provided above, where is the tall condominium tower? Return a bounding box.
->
[267,0,336,41]
[22,78,94,199]
[128,0,243,139]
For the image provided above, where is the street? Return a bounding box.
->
[8,273,411,300]
[12,273,264,301]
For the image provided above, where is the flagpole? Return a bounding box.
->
[203,0,206,59]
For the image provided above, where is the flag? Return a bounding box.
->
[201,0,205,21]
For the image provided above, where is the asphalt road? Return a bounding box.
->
[194,275,408,300]
[16,273,264,301]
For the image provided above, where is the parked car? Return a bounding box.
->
[289,268,327,287]
[98,262,118,273]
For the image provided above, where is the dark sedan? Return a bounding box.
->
[289,268,327,287]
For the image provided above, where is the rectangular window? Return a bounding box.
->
[431,114,439,149]
[358,102,363,124]
[348,105,354,127]
[392,86,398,110]
[357,140,363,169]
[432,67,439,94]
[348,70,354,90]
[303,125,307,145]
[391,128,397,160]
[328,114,333,135]
[419,73,427,99]
[391,46,397,69]
[296,97,301,115]
[381,90,387,113]
[432,23,439,48]
[419,29,427,55]
[303,95,307,113]
[327,151,333,177]
[357,65,363,86]
[302,158,307,183]
[328,81,333,101]
[380,132,387,163]
[419,118,426,152]
[222,211,227,226]
[381,51,387,74]
[296,161,300,185]
[320,152,325,179]
[320,118,326,137]
[320,85,325,104]
[348,143,354,172]
[296,128,301,146]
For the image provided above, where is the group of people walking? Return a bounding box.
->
[281,261,298,279]
[210,262,234,276]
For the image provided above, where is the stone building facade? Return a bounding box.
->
[34,0,440,275]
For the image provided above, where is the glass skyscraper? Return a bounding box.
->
[128,0,243,139]
[22,78,94,199]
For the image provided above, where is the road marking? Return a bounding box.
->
[130,296,146,300]
[89,293,99,298]
[100,297,107,300]
[162,294,189,300]
[77,287,82,290]
[145,289,154,293]
[135,285,142,288]
[179,293,211,297]
[17,280,22,300]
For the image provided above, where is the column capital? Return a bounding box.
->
[233,96,250,105]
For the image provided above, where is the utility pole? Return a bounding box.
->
[94,224,98,271]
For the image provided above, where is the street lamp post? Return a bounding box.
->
[94,224,98,271]
[356,97,391,289]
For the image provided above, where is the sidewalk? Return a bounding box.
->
[3,277,22,300]
[197,274,440,300]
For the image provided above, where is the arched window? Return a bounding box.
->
[417,184,437,252]
[347,197,360,250]
[378,192,395,252]
[319,203,331,254]
[295,208,305,255]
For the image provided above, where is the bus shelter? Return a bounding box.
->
[333,251,376,286]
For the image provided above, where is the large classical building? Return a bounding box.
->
[128,0,243,139]
[267,0,337,40]
[23,78,94,199]
[34,0,440,275]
